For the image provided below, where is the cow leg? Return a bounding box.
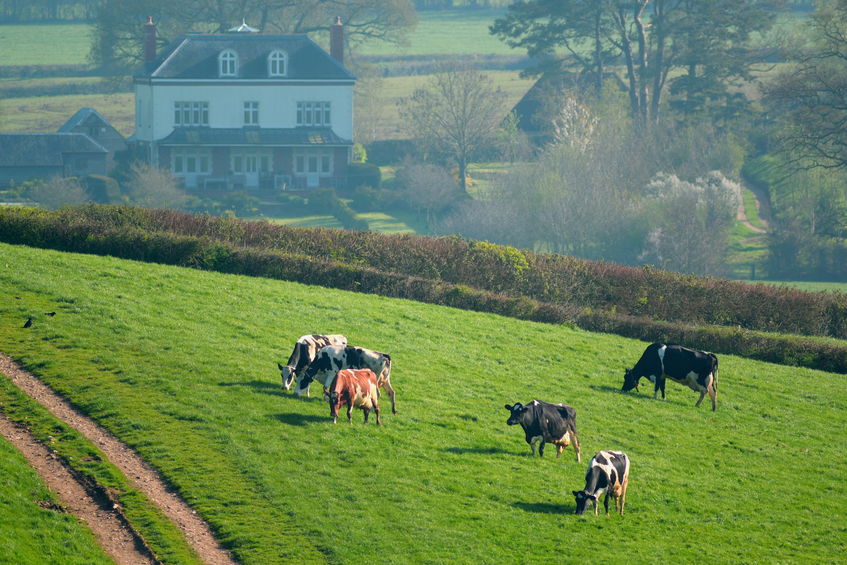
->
[538,441,545,457]
[347,404,353,424]
[572,428,582,463]
[695,390,706,407]
[603,492,610,515]
[619,478,628,515]
[381,378,397,415]
[363,408,370,424]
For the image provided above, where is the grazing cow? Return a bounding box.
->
[504,400,581,461]
[622,343,719,410]
[328,369,381,425]
[573,451,630,515]
[297,345,396,415]
[277,334,347,391]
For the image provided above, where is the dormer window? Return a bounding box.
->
[268,50,287,77]
[219,49,238,77]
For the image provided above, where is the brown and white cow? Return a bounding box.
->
[297,345,396,414]
[573,450,630,515]
[277,334,347,392]
[328,368,381,425]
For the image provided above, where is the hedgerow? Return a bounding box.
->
[1,204,845,372]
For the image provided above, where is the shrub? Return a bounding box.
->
[347,162,381,189]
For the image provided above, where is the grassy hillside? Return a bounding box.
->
[0,434,113,564]
[1,241,845,564]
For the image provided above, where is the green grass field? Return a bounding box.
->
[0,23,91,66]
[1,241,845,564]
[0,435,113,564]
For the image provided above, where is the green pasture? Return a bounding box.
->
[1,241,845,564]
[0,435,112,565]
[360,8,512,56]
[0,92,134,135]
[0,23,91,66]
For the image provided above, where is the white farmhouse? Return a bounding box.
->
[132,17,355,191]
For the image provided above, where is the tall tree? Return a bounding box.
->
[491,0,780,128]
[765,0,847,170]
[91,0,416,70]
[397,63,508,194]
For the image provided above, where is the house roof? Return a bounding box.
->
[0,134,107,167]
[58,107,113,132]
[157,127,352,147]
[139,34,355,81]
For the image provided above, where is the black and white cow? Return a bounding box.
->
[504,400,581,461]
[622,343,719,410]
[296,345,396,415]
[277,334,347,391]
[573,450,630,515]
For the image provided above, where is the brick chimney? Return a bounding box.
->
[143,16,157,63]
[330,16,343,66]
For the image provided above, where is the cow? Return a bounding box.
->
[328,369,382,425]
[573,450,630,515]
[296,345,396,415]
[277,334,347,392]
[622,343,719,411]
[504,400,581,462]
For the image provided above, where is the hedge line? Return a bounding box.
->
[29,205,847,339]
[0,206,845,373]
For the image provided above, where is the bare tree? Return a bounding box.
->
[398,63,508,194]
[395,162,463,231]
[125,162,187,209]
[27,176,89,210]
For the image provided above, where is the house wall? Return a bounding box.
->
[136,82,354,142]
[64,152,107,177]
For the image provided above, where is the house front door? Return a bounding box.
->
[231,150,271,189]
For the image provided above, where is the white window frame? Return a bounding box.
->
[293,149,333,176]
[219,49,238,77]
[268,50,287,77]
[171,148,211,176]
[174,102,209,126]
[243,101,259,126]
[296,101,331,127]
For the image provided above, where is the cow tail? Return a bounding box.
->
[712,355,719,391]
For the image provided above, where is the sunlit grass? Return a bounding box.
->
[1,241,845,564]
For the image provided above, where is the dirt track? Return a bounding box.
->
[0,352,237,565]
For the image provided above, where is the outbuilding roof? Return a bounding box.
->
[138,34,355,81]
[0,134,107,167]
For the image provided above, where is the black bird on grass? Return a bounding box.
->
[23,317,33,328]
[45,312,56,317]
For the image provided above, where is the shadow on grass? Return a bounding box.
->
[589,384,627,395]
[444,446,513,456]
[512,501,572,514]
[218,380,290,398]
[270,412,327,426]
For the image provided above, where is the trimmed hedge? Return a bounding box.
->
[1,205,846,373]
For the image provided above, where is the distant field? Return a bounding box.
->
[760,280,847,293]
[360,8,513,56]
[0,23,91,66]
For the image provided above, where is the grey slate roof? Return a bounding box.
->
[58,107,111,132]
[0,134,107,167]
[157,127,352,146]
[140,34,355,81]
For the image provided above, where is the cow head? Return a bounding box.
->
[505,403,528,426]
[572,490,597,515]
[278,363,297,390]
[294,365,317,396]
[621,368,640,392]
